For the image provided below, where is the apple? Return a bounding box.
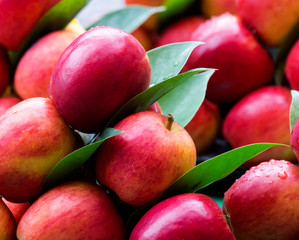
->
[0,46,10,97]
[95,111,197,207]
[0,97,78,203]
[155,16,205,47]
[0,199,16,240]
[147,101,163,114]
[183,13,274,104]
[2,198,30,224]
[236,0,299,47]
[0,96,21,117]
[17,181,126,240]
[49,26,151,133]
[14,30,78,99]
[285,39,299,90]
[0,0,62,50]
[130,193,235,240]
[184,99,221,155]
[223,86,296,167]
[200,0,237,18]
[223,159,299,240]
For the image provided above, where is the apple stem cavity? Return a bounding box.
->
[166,113,174,131]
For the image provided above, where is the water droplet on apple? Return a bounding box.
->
[278,171,288,179]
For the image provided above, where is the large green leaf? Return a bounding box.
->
[106,69,210,128]
[88,6,165,33]
[148,41,203,85]
[43,128,123,189]
[158,69,214,127]
[290,90,299,131]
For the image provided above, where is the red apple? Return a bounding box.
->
[200,0,237,18]
[95,111,196,207]
[0,97,78,203]
[0,0,62,50]
[185,99,221,155]
[0,198,16,240]
[236,0,299,47]
[2,198,30,224]
[49,26,151,133]
[0,46,10,96]
[155,16,205,47]
[183,13,274,104]
[17,181,126,240]
[0,96,21,117]
[130,193,235,240]
[223,86,296,167]
[223,160,299,240]
[14,30,78,99]
[285,39,299,90]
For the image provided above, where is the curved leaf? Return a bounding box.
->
[290,90,299,131]
[158,69,215,127]
[148,41,203,85]
[43,128,123,189]
[88,6,165,33]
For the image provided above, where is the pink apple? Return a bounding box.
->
[0,97,78,203]
[17,181,126,240]
[200,0,237,18]
[223,160,299,240]
[0,46,10,96]
[95,111,196,207]
[285,39,299,90]
[155,16,205,47]
[14,30,78,99]
[183,13,274,104]
[2,198,30,224]
[49,26,151,133]
[0,96,21,117]
[130,193,235,240]
[185,99,221,155]
[223,86,296,167]
[0,198,16,240]
[236,0,299,47]
[0,0,62,50]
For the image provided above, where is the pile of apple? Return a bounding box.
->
[0,0,299,239]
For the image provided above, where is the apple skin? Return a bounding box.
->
[0,46,10,96]
[236,0,299,47]
[200,0,237,18]
[185,99,221,155]
[183,13,274,104]
[130,193,235,240]
[155,16,205,47]
[223,86,296,167]
[2,198,30,224]
[14,30,78,99]
[0,97,78,203]
[17,181,126,240]
[0,0,62,50]
[0,96,21,117]
[223,160,299,240]
[95,111,197,207]
[285,40,299,90]
[0,198,16,240]
[49,26,151,133]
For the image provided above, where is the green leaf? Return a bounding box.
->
[88,6,165,33]
[158,69,215,127]
[148,41,203,85]
[43,128,123,189]
[290,90,299,131]
[9,0,90,68]
[162,143,288,197]
[106,69,209,128]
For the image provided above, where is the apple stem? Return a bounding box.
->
[166,113,174,131]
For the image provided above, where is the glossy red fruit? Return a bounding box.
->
[0,96,21,117]
[285,40,299,90]
[0,198,16,240]
[2,198,30,224]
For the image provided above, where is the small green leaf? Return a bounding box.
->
[88,6,165,33]
[162,143,288,197]
[290,90,299,131]
[106,69,208,128]
[158,69,215,127]
[43,128,123,189]
[148,41,203,85]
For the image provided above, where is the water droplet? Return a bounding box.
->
[278,171,288,179]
